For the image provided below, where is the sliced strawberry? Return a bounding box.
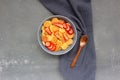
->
[68,28,74,35]
[66,23,71,31]
[66,23,71,27]
[47,43,53,49]
[47,46,53,50]
[63,33,69,41]
[63,23,67,29]
[45,27,52,35]
[45,41,51,47]
[47,42,56,51]
[50,45,56,51]
[53,23,63,28]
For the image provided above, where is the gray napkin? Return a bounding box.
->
[39,0,96,80]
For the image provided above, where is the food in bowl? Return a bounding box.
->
[41,17,75,51]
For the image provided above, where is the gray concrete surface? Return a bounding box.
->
[0,0,120,80]
[93,0,120,80]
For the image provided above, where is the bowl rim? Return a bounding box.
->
[37,15,77,55]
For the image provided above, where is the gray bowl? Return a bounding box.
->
[37,15,77,55]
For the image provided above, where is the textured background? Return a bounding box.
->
[0,0,120,80]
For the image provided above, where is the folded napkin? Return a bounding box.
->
[39,0,96,80]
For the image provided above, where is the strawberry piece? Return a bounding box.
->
[50,45,56,51]
[68,28,74,35]
[47,42,56,51]
[45,41,51,47]
[47,42,53,49]
[63,33,69,41]
[53,23,63,28]
[47,45,53,50]
[63,23,67,29]
[45,27,52,35]
[66,23,71,31]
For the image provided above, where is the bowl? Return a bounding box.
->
[37,15,77,55]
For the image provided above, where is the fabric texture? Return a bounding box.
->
[39,0,96,80]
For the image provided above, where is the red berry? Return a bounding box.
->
[53,23,63,28]
[45,27,52,35]
[68,28,74,35]
[45,41,51,47]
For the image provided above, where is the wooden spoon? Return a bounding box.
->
[70,35,88,68]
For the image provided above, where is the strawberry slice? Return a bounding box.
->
[68,28,74,35]
[63,23,67,29]
[47,42,56,51]
[50,45,56,51]
[47,42,53,49]
[66,23,71,31]
[45,27,52,35]
[47,45,53,50]
[63,33,69,41]
[53,23,63,28]
[45,41,51,47]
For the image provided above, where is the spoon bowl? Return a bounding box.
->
[80,35,88,47]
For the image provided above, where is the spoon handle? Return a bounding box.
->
[70,47,82,68]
